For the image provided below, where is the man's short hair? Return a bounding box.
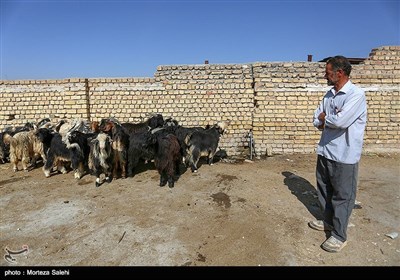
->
[327,56,352,76]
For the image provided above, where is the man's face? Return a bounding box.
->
[325,63,339,86]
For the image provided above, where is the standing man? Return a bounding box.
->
[310,56,367,252]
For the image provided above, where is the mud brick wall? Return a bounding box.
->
[252,45,400,156]
[87,77,164,122]
[252,62,326,155]
[0,78,89,124]
[0,46,399,157]
[154,64,255,157]
[253,46,400,155]
[351,47,400,154]
[86,65,254,157]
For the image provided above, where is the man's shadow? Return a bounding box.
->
[282,171,323,219]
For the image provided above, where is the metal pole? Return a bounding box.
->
[249,129,253,160]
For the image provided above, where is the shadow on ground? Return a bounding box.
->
[282,171,322,219]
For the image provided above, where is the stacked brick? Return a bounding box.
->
[252,62,326,156]
[154,64,254,157]
[0,78,89,126]
[353,46,400,153]
[0,46,398,157]
[88,77,163,123]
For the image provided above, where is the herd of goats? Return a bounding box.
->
[0,115,228,188]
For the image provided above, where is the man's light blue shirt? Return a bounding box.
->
[313,81,367,164]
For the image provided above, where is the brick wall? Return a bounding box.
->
[352,47,400,153]
[252,62,326,155]
[154,64,255,157]
[0,78,89,122]
[88,77,163,123]
[1,46,399,157]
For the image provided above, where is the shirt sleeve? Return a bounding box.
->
[313,99,324,128]
[325,90,366,129]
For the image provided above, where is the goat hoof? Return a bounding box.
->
[95,182,100,188]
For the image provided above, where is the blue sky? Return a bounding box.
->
[1,0,399,80]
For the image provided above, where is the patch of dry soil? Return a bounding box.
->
[0,153,399,267]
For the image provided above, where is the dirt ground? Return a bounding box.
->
[0,152,399,267]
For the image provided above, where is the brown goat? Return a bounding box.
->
[153,134,181,188]
[99,119,129,179]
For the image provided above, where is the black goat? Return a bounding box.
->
[185,121,228,172]
[88,132,113,187]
